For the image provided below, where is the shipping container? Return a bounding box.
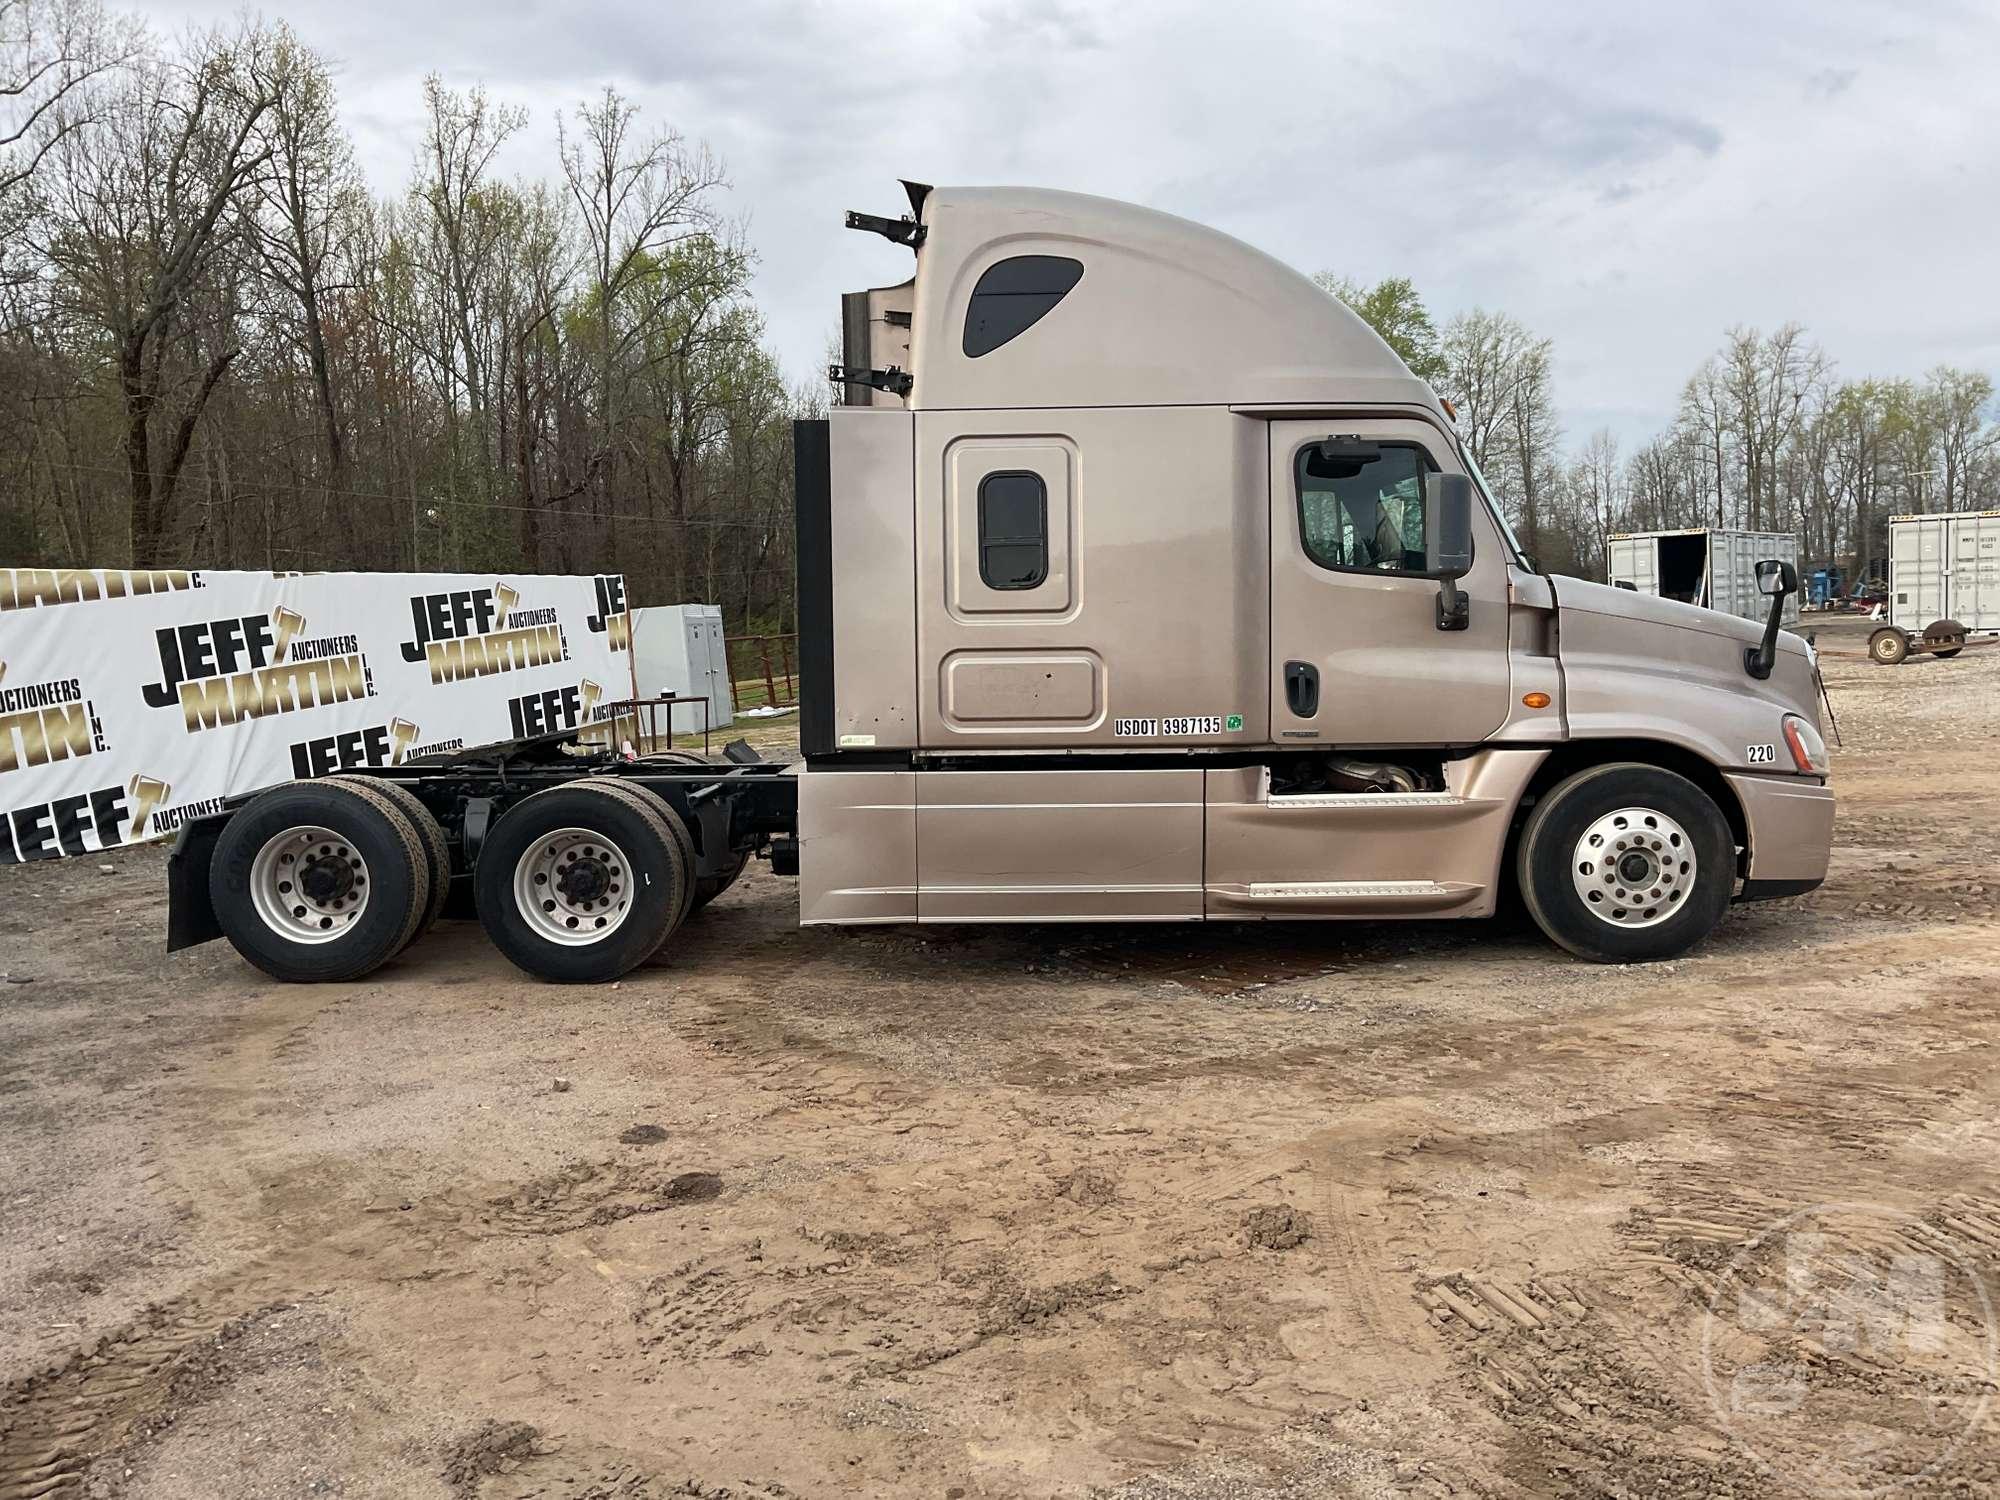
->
[1888,512,2000,637]
[1605,529,1800,625]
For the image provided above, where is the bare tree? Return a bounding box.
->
[409,75,524,429]
[35,25,277,562]
[558,85,725,547]
[1924,365,1996,511]
[1678,357,1734,528]
[250,24,357,485]
[0,0,130,200]
[1720,324,1827,532]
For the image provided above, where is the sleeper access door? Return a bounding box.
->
[1268,419,1511,747]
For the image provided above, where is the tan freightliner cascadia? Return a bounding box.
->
[797,182,1832,963]
[168,181,1835,986]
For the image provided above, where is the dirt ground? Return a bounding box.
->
[5,615,1999,1499]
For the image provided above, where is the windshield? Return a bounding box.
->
[1457,444,1529,566]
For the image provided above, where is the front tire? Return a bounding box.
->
[1517,763,1734,963]
[210,781,431,982]
[475,782,689,983]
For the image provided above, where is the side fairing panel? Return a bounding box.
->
[797,768,916,924]
[914,768,1203,921]
[828,408,919,749]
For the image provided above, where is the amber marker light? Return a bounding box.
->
[1521,692,1551,709]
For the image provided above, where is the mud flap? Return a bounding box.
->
[165,814,229,951]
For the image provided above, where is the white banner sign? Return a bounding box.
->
[0,567,631,862]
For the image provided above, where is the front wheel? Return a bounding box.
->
[1517,764,1734,963]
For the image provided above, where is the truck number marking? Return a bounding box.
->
[1114,715,1223,738]
[1746,743,1776,764]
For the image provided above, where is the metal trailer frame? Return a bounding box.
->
[165,733,800,955]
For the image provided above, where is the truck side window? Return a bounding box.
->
[963,256,1084,357]
[1295,443,1436,574]
[977,472,1048,589]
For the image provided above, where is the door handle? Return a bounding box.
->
[1284,660,1319,718]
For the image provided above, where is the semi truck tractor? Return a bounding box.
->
[165,183,1834,983]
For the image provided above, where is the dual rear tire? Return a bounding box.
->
[211,776,726,985]
[472,780,694,984]
[210,780,434,983]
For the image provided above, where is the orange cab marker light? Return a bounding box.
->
[1521,692,1551,709]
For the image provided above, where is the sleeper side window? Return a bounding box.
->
[1295,442,1439,575]
[977,471,1048,590]
[962,256,1084,357]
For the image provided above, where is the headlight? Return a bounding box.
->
[1782,713,1825,774]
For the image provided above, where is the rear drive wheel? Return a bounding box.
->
[475,783,688,982]
[210,781,430,982]
[1517,763,1733,963]
[325,776,450,945]
[1869,627,1909,665]
[580,778,698,925]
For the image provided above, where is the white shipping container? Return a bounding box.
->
[1604,528,1800,625]
[1889,512,2000,636]
[630,603,734,737]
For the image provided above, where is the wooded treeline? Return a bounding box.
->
[5,0,1994,616]
[1319,277,1999,582]
[0,1,808,628]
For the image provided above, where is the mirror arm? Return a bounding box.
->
[1743,560,1797,679]
[1436,576,1469,632]
[1744,600,1782,679]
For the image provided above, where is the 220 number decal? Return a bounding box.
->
[1745,743,1777,764]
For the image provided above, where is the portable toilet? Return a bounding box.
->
[630,604,733,739]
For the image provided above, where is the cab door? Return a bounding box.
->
[1269,418,1511,746]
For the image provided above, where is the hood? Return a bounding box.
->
[1550,574,1808,659]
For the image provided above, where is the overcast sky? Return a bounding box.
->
[154,0,2000,451]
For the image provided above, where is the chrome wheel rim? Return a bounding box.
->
[1570,806,1694,929]
[250,825,369,944]
[513,828,633,946]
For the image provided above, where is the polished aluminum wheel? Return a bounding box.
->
[512,827,633,946]
[1569,806,1694,929]
[249,824,370,944]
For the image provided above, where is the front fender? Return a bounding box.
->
[1559,602,1820,772]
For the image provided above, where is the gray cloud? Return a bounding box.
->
[147,0,2000,452]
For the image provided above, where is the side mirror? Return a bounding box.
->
[1424,473,1474,631]
[1745,557,1797,680]
[1755,558,1798,598]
